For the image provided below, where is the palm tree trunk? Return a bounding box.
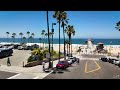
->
[21,36,22,43]
[47,11,51,68]
[71,37,72,56]
[67,44,68,56]
[59,15,60,61]
[69,36,70,55]
[63,25,66,60]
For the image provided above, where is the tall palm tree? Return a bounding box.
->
[41,30,46,49]
[115,21,120,31]
[61,11,69,59]
[45,33,48,47]
[19,32,23,43]
[29,36,33,43]
[11,36,15,43]
[53,11,63,61]
[47,11,51,68]
[23,37,26,43]
[12,33,17,43]
[39,38,42,48]
[31,33,35,43]
[65,25,75,56]
[6,32,10,43]
[65,40,69,56]
[27,31,30,43]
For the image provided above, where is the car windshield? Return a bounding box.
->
[58,61,64,64]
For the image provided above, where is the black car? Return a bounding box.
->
[100,57,108,62]
[108,58,114,64]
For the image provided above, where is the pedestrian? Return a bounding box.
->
[7,57,11,66]
[42,61,45,71]
[77,58,80,64]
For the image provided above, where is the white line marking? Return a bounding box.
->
[33,76,39,79]
[7,73,21,79]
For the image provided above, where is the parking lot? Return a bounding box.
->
[0,49,31,67]
[44,55,120,79]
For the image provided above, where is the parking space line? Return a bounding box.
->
[85,60,101,73]
[7,73,21,79]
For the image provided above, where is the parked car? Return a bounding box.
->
[56,61,69,69]
[66,59,73,65]
[18,46,24,50]
[99,57,108,62]
[113,59,120,65]
[68,56,75,63]
[108,58,114,64]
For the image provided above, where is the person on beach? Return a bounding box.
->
[42,61,45,71]
[7,57,11,66]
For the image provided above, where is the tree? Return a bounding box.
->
[41,30,46,49]
[12,33,17,43]
[65,25,75,56]
[65,40,69,56]
[31,33,35,43]
[29,36,33,43]
[53,11,63,61]
[23,37,26,43]
[6,32,10,43]
[27,31,30,43]
[115,21,120,31]
[61,11,69,59]
[45,33,48,47]
[19,32,23,43]
[11,36,15,43]
[39,38,42,48]
[46,11,51,68]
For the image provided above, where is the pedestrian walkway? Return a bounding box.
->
[0,58,64,79]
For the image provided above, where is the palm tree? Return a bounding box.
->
[19,32,23,43]
[23,37,26,43]
[6,32,10,43]
[31,33,35,43]
[12,33,17,43]
[53,11,63,61]
[45,33,48,47]
[61,11,69,59]
[41,30,46,49]
[65,40,69,56]
[47,11,51,68]
[39,38,42,48]
[29,36,33,43]
[65,25,75,56]
[115,21,120,31]
[27,31,30,43]
[11,35,15,43]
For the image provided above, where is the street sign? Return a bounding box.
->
[46,52,50,59]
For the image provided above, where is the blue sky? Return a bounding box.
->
[0,11,120,39]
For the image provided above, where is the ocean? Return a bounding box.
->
[0,38,120,45]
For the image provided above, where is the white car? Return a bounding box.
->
[113,59,120,65]
[18,46,24,50]
[67,60,73,65]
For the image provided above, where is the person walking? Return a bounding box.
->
[42,61,45,71]
[7,57,11,66]
[77,58,80,64]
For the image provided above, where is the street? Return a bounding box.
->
[43,55,120,79]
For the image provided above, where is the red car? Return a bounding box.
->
[56,61,69,69]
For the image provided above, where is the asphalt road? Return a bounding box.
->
[0,71,17,79]
[43,58,120,79]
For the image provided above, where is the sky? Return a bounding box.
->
[0,11,120,39]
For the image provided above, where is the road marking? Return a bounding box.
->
[85,60,101,73]
[33,76,39,79]
[7,73,21,79]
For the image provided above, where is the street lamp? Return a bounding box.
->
[51,23,56,68]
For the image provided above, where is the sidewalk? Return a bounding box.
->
[0,58,64,79]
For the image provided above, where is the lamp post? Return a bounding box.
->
[51,23,56,68]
